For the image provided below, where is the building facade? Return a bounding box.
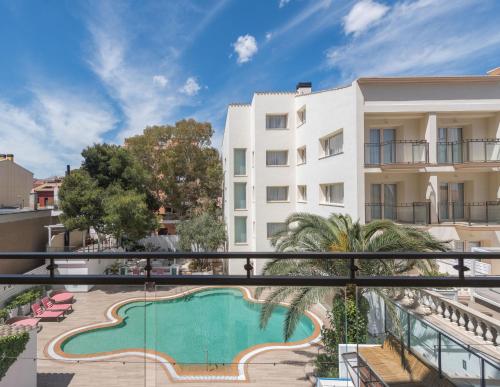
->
[222,74,500,274]
[0,154,33,209]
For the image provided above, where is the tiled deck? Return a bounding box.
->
[37,286,322,387]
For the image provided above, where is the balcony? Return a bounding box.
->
[437,139,500,165]
[365,202,431,224]
[0,252,499,386]
[364,140,429,167]
[438,201,500,225]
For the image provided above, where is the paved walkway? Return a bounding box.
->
[37,286,321,387]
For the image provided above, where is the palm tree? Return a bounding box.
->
[257,213,449,340]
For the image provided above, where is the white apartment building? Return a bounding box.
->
[222,72,500,275]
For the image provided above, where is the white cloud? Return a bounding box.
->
[152,75,168,88]
[343,0,389,35]
[265,32,273,41]
[180,77,201,96]
[0,90,116,177]
[326,0,500,80]
[279,0,291,8]
[233,34,258,64]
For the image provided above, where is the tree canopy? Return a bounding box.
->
[125,119,223,218]
[177,212,227,252]
[59,144,158,244]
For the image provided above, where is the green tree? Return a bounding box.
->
[59,169,105,234]
[125,119,223,218]
[103,187,158,243]
[59,144,158,246]
[257,213,448,340]
[177,212,227,270]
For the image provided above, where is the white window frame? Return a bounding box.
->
[266,186,289,202]
[297,106,306,127]
[267,222,287,239]
[233,148,247,176]
[297,185,307,202]
[297,146,306,165]
[234,216,247,244]
[320,130,343,158]
[266,150,289,167]
[266,114,288,130]
[320,183,344,206]
[234,182,247,210]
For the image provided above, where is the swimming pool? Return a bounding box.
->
[49,287,321,381]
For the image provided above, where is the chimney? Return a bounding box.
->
[296,82,312,95]
[487,67,500,76]
[6,154,13,162]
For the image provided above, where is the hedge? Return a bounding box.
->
[0,332,29,380]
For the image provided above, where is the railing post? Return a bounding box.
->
[486,202,489,225]
[46,257,57,278]
[453,257,469,280]
[468,203,471,226]
[349,257,358,281]
[244,257,253,279]
[438,331,442,378]
[145,258,152,278]
[480,358,485,387]
[407,311,411,349]
[412,202,416,224]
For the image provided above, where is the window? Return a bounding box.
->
[234,183,246,209]
[267,223,287,238]
[297,185,307,202]
[321,131,343,157]
[321,183,344,205]
[234,216,247,243]
[297,106,306,126]
[234,149,246,175]
[266,114,287,129]
[266,186,289,202]
[297,146,306,164]
[266,150,288,166]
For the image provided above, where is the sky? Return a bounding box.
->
[0,0,499,178]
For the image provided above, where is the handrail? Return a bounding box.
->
[0,252,499,287]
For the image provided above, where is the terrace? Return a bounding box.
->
[0,252,499,387]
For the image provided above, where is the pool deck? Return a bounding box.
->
[37,286,327,386]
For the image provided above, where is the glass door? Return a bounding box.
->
[384,184,397,220]
[370,184,382,220]
[438,128,463,163]
[449,128,463,163]
[439,183,449,220]
[369,129,381,165]
[450,182,465,219]
[382,129,396,164]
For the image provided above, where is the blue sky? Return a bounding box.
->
[0,0,499,177]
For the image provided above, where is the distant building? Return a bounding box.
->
[0,154,32,209]
[32,177,62,209]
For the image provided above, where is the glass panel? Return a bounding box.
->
[234,216,247,243]
[266,186,288,201]
[450,183,465,219]
[409,315,439,368]
[370,184,382,220]
[485,361,500,386]
[384,184,397,220]
[439,183,450,220]
[266,115,287,129]
[369,129,380,164]
[266,150,288,166]
[234,182,246,209]
[266,222,286,238]
[486,141,500,161]
[441,335,482,387]
[234,149,246,175]
[382,129,396,164]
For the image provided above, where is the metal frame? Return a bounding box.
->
[0,252,499,287]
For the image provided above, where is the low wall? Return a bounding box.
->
[0,329,36,387]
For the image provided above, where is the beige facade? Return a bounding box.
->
[0,209,57,273]
[0,158,33,209]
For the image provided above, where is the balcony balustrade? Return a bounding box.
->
[364,140,429,166]
[438,201,500,225]
[437,138,500,164]
[365,202,431,224]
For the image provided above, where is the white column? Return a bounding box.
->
[425,112,437,164]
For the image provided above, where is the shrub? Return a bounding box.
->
[5,286,46,310]
[0,332,29,380]
[0,309,8,322]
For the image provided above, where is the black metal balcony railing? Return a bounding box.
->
[438,201,500,225]
[0,251,499,287]
[437,139,500,164]
[365,202,431,225]
[365,140,429,166]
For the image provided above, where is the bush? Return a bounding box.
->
[5,287,45,310]
[0,332,29,380]
[0,309,8,322]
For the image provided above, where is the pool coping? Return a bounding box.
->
[45,286,323,382]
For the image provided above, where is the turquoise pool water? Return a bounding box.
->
[61,288,315,364]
